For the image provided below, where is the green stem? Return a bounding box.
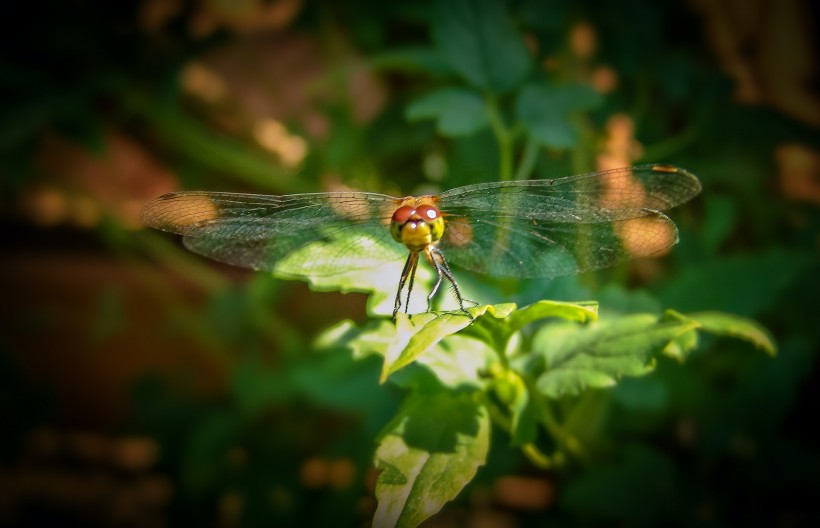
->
[570,114,595,176]
[479,393,513,433]
[524,377,588,462]
[485,95,514,182]
[514,135,539,181]
[522,443,554,469]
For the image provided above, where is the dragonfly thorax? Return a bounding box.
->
[390,204,444,252]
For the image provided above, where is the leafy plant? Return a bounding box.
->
[310,294,772,526]
[282,1,780,526]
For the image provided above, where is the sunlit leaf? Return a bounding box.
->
[505,300,599,332]
[373,390,490,528]
[273,227,431,318]
[687,311,777,356]
[413,334,496,389]
[460,300,597,355]
[533,313,699,397]
[381,304,511,382]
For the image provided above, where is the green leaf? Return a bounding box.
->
[533,313,700,397]
[515,83,602,148]
[503,371,538,446]
[687,311,777,356]
[662,327,699,362]
[413,334,497,389]
[432,0,532,93]
[338,320,399,360]
[405,88,489,136]
[460,300,598,357]
[373,390,490,528]
[505,300,599,333]
[381,304,513,382]
[273,227,420,318]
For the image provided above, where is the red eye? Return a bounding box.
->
[391,205,415,224]
[415,204,440,221]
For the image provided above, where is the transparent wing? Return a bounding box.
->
[436,165,701,278]
[140,191,405,275]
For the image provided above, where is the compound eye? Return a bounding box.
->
[391,205,415,224]
[415,204,440,221]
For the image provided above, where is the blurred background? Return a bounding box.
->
[1,0,819,526]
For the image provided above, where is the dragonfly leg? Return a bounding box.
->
[404,253,419,315]
[427,273,443,313]
[394,252,420,320]
[428,246,474,321]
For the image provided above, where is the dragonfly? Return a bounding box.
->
[140,164,701,320]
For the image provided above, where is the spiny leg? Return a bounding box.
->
[393,252,418,319]
[427,246,474,320]
[404,254,419,315]
[427,272,444,313]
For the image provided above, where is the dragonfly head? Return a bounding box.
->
[390,204,444,252]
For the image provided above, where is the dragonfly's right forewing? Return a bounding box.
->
[140,191,404,275]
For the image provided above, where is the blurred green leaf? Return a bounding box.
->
[405,88,489,136]
[182,411,240,494]
[515,83,603,148]
[373,390,489,528]
[661,249,813,316]
[532,313,699,397]
[700,195,738,255]
[610,376,669,413]
[661,327,699,362]
[432,0,532,93]
[232,358,292,415]
[687,311,777,356]
[505,370,538,446]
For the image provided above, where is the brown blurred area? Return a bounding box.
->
[1,0,386,426]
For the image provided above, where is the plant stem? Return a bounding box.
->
[522,443,554,469]
[478,393,513,433]
[485,95,514,182]
[514,135,539,181]
[524,377,588,463]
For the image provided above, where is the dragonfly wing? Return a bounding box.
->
[140,191,404,275]
[436,165,699,278]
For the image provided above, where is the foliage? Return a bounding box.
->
[2,0,819,527]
